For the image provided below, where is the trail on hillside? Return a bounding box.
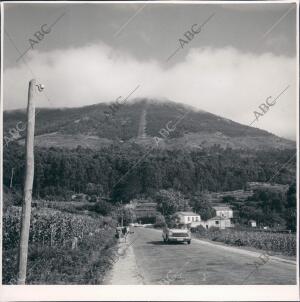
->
[137,102,148,138]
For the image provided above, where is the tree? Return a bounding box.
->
[155,189,190,217]
[285,208,296,232]
[190,193,215,221]
[92,200,112,216]
[287,183,296,208]
[89,195,98,203]
[86,183,104,196]
[222,195,236,204]
[285,183,296,232]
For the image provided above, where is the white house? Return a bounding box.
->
[175,212,201,228]
[200,216,232,230]
[198,205,233,230]
[213,206,233,219]
[249,220,257,227]
[175,206,233,230]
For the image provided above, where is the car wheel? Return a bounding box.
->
[187,240,191,244]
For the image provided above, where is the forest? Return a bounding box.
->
[3,142,295,201]
[3,141,296,230]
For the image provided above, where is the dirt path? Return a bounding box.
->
[102,235,144,285]
[137,103,148,138]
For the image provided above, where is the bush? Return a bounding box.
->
[90,200,112,216]
[194,225,207,235]
[89,195,98,203]
[154,214,166,228]
[3,188,22,210]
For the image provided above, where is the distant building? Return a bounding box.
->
[131,201,158,220]
[249,220,257,227]
[212,205,233,219]
[175,212,201,228]
[198,205,233,230]
[201,216,232,230]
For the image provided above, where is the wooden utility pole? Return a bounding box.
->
[17,79,37,285]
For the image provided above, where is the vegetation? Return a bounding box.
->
[3,100,297,284]
[154,213,166,228]
[3,140,296,230]
[155,189,190,217]
[189,193,216,220]
[222,184,296,231]
[4,100,274,142]
[193,227,296,256]
[3,206,118,284]
[3,143,295,203]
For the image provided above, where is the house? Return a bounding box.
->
[198,205,233,230]
[200,216,231,230]
[175,212,201,227]
[129,200,158,221]
[249,220,257,227]
[212,205,233,219]
[134,202,158,218]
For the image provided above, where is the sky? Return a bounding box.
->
[3,1,297,140]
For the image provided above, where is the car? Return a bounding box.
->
[162,224,191,244]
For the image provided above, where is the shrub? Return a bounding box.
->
[154,214,166,228]
[194,225,207,235]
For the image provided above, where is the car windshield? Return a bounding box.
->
[168,224,187,229]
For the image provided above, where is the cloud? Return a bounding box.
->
[4,42,296,139]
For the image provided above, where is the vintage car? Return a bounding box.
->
[162,224,191,244]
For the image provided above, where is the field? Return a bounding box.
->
[3,206,118,284]
[193,227,296,257]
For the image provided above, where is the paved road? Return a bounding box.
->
[105,227,297,285]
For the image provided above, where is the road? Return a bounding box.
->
[103,227,297,285]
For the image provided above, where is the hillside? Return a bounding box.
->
[4,99,295,150]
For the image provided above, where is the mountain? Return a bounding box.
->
[3,99,295,150]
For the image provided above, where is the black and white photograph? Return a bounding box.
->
[1,0,299,301]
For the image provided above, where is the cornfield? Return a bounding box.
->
[3,206,114,249]
[3,206,118,284]
[193,228,296,256]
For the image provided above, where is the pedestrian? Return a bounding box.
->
[122,226,127,242]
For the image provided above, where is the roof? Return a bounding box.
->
[213,206,232,211]
[176,211,200,216]
[208,216,226,220]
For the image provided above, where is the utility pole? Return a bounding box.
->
[17,79,38,285]
[10,168,14,189]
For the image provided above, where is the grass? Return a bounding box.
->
[3,205,118,284]
[192,227,296,257]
